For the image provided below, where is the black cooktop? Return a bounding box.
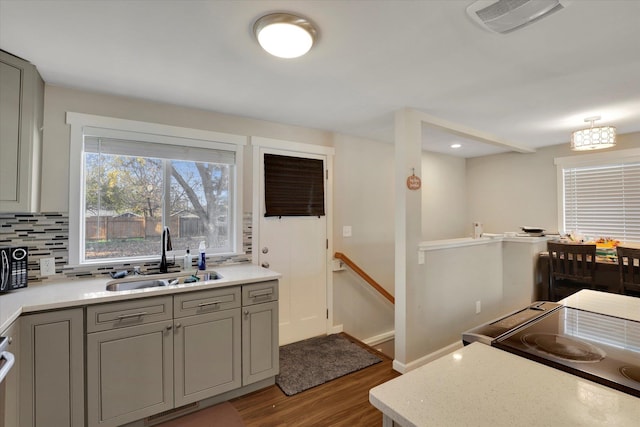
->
[494,306,640,398]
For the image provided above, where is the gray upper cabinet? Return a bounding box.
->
[0,50,44,213]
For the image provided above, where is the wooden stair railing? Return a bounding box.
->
[334,252,395,305]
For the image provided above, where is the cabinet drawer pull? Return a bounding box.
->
[249,289,273,298]
[116,311,147,320]
[198,300,221,307]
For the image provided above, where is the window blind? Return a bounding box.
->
[264,154,325,217]
[563,162,640,241]
[84,136,235,165]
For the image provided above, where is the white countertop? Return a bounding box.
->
[418,235,552,251]
[561,289,640,322]
[0,264,280,332]
[370,342,640,427]
[370,290,640,426]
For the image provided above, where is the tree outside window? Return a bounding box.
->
[83,152,231,262]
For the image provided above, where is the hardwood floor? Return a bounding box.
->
[231,344,399,426]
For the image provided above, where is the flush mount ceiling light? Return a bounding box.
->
[253,13,317,59]
[571,116,616,151]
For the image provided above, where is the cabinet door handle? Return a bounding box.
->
[175,323,182,328]
[116,311,147,320]
[243,310,249,319]
[198,300,221,307]
[166,325,173,331]
[249,289,273,298]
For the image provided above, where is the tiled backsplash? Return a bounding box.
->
[0,212,253,284]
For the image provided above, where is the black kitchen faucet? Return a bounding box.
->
[159,226,172,273]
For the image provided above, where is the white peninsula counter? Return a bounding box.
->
[370,290,640,426]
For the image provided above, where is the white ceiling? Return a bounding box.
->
[1,0,639,158]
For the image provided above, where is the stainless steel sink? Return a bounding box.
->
[105,278,177,292]
[105,271,221,291]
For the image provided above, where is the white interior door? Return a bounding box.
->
[257,148,328,345]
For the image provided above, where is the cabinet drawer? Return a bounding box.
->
[174,287,241,318]
[242,280,278,306]
[86,296,173,333]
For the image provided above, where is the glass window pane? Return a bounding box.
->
[170,161,230,254]
[83,151,232,263]
[84,153,164,260]
[563,161,640,242]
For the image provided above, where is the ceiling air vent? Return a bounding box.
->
[466,0,567,34]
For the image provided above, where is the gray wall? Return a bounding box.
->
[422,151,468,240]
[332,133,395,341]
[466,132,640,235]
[39,83,640,360]
[41,85,333,213]
[40,84,397,344]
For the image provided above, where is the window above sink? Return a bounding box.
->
[66,113,246,267]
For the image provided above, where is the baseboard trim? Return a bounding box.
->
[363,330,395,347]
[328,324,344,335]
[392,340,463,373]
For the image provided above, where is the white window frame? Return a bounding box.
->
[555,147,640,239]
[66,112,247,267]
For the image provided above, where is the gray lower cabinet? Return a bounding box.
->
[242,281,279,385]
[173,287,242,407]
[86,296,174,427]
[86,320,174,427]
[20,308,84,427]
[87,288,244,427]
[85,281,278,426]
[242,300,279,385]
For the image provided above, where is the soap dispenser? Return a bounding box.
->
[198,241,206,270]
[184,247,192,270]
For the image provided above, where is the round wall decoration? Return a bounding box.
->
[406,169,421,190]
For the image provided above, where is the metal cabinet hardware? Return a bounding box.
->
[116,311,147,320]
[198,300,221,307]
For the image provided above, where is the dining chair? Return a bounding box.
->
[616,246,640,296]
[547,241,597,301]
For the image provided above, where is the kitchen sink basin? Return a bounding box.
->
[105,271,221,291]
[105,278,177,292]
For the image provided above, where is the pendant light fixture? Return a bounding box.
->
[253,13,317,59]
[570,116,616,151]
